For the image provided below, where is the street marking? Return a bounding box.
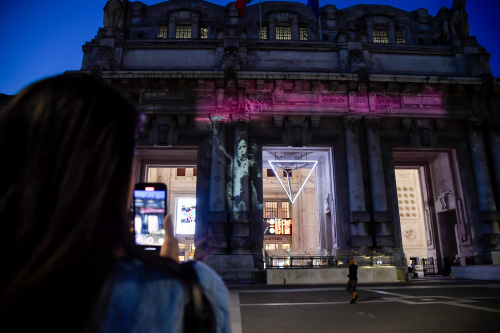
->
[357,311,377,318]
[445,302,500,314]
[232,284,492,294]
[229,291,242,333]
[241,300,388,306]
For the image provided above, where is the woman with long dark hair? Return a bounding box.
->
[0,74,230,332]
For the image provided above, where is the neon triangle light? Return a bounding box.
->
[268,160,318,204]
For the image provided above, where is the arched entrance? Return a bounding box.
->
[393,149,472,274]
[261,147,335,258]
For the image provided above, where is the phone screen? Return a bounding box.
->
[133,184,166,247]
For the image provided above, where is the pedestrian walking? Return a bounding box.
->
[346,259,359,304]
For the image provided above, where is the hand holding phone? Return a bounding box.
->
[133,183,167,249]
[160,215,179,262]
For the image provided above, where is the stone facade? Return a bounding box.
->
[75,0,499,279]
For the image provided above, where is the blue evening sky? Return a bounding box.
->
[0,0,498,95]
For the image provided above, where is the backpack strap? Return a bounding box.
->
[180,261,216,333]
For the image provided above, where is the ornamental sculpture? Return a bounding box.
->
[104,0,125,29]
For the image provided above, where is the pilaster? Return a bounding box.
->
[365,118,394,249]
[343,117,372,249]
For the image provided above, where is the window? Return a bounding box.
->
[281,201,290,219]
[177,168,186,177]
[264,201,278,219]
[158,25,168,39]
[178,244,185,262]
[276,26,291,40]
[188,243,195,260]
[283,169,292,178]
[193,168,197,177]
[282,243,291,251]
[299,27,308,41]
[264,200,292,235]
[176,24,192,38]
[265,243,279,251]
[260,26,268,40]
[373,29,389,43]
[396,30,405,44]
[200,26,208,39]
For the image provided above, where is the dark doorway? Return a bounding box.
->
[437,210,459,264]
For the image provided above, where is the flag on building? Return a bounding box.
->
[234,0,253,18]
[307,0,320,19]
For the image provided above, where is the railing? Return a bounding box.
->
[266,254,394,269]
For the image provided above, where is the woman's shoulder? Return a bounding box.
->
[101,257,186,332]
[192,262,229,304]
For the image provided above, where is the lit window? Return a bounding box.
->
[373,29,389,43]
[265,243,279,251]
[260,26,268,40]
[281,201,290,219]
[264,201,278,219]
[282,243,291,250]
[276,26,291,40]
[176,24,192,38]
[178,244,185,262]
[158,25,168,39]
[200,26,208,39]
[299,27,308,41]
[396,30,405,44]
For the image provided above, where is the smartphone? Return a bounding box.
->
[133,183,167,250]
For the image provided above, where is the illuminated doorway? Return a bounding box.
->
[135,148,199,262]
[262,147,334,256]
[393,150,470,274]
[146,166,197,262]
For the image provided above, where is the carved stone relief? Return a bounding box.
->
[395,169,428,258]
[245,92,272,112]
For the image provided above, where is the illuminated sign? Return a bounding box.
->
[175,198,196,235]
[264,218,292,235]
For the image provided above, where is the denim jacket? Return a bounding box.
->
[99,257,231,333]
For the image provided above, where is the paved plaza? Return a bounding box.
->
[228,277,500,333]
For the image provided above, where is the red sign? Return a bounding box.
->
[267,218,292,235]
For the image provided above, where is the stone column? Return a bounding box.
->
[203,118,256,281]
[208,117,229,254]
[466,121,500,261]
[269,18,276,40]
[388,22,396,44]
[192,16,199,39]
[231,118,251,254]
[405,26,412,44]
[365,118,393,249]
[487,121,500,208]
[168,17,175,38]
[343,117,372,249]
[291,17,299,41]
[366,21,373,43]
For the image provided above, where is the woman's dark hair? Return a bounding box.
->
[0,74,149,331]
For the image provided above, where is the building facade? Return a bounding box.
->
[78,0,500,280]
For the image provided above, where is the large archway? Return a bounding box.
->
[261,147,335,257]
[392,149,472,274]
